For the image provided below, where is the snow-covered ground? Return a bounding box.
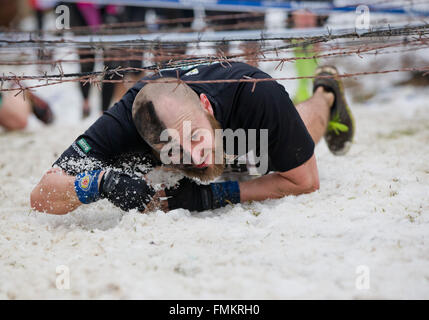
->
[1,80,428,299]
[1,9,429,300]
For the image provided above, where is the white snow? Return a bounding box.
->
[0,9,429,300]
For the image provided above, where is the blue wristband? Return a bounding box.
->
[74,170,102,204]
[210,181,241,208]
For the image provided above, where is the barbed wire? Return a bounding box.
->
[2,24,429,49]
[1,21,429,95]
[2,65,429,96]
[1,37,424,67]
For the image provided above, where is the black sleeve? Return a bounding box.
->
[236,74,315,173]
[53,87,152,175]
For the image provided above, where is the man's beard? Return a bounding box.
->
[180,113,225,182]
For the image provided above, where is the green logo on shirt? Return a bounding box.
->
[77,138,92,153]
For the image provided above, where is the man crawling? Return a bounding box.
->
[30,62,354,214]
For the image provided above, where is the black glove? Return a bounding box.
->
[165,178,214,212]
[165,178,241,212]
[99,170,155,212]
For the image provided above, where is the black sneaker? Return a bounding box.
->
[313,66,355,155]
[82,105,90,119]
[28,92,54,125]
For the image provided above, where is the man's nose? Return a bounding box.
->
[191,147,206,165]
[187,134,212,165]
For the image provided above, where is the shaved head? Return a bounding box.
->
[132,78,201,147]
[132,78,225,181]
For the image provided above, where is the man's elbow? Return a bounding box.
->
[277,173,319,197]
[300,174,320,194]
[30,186,48,213]
[30,186,71,215]
[307,177,320,193]
[30,169,77,215]
[30,185,52,214]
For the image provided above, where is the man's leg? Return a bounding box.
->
[0,93,31,130]
[295,65,355,154]
[294,86,334,144]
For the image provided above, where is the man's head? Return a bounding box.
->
[132,78,224,181]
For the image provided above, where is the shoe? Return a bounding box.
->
[313,66,355,155]
[82,100,90,119]
[82,105,90,119]
[27,92,54,125]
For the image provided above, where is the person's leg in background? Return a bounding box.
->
[34,8,47,62]
[124,5,146,82]
[0,92,31,130]
[238,12,265,68]
[100,5,148,112]
[101,5,149,112]
[101,51,122,112]
[67,3,95,118]
[205,10,264,67]
[78,51,94,118]
[0,0,18,28]
[296,65,355,155]
[295,86,333,144]
[293,42,319,105]
[0,89,54,130]
[289,9,319,105]
[152,8,194,65]
[205,10,234,57]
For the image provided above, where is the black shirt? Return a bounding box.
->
[54,62,314,175]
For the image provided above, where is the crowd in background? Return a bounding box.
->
[0,0,330,129]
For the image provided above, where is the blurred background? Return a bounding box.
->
[1,0,428,126]
[1,0,429,300]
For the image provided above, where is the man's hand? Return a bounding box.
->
[165,178,214,212]
[142,189,169,213]
[143,178,241,213]
[140,178,211,213]
[100,170,156,212]
[142,155,318,214]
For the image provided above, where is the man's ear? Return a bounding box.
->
[200,93,214,116]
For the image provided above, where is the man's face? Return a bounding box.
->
[152,97,224,182]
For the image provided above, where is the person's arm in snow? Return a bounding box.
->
[159,153,319,212]
[31,169,156,215]
[239,153,319,202]
[31,84,159,215]
[31,168,89,215]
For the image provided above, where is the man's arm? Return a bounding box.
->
[31,168,157,215]
[30,84,155,215]
[30,168,88,215]
[158,154,319,213]
[239,154,319,202]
